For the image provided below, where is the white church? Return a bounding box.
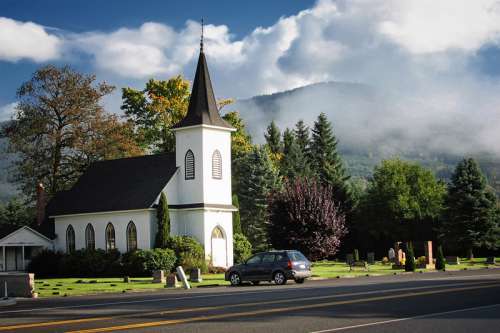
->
[0,43,236,271]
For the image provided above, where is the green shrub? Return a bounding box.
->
[27,249,64,278]
[166,236,206,272]
[435,245,446,270]
[416,256,427,266]
[135,249,177,275]
[233,233,252,264]
[405,243,416,272]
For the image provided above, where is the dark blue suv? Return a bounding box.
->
[225,250,311,286]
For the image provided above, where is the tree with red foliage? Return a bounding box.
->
[268,178,347,260]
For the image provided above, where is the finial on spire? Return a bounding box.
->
[200,18,204,52]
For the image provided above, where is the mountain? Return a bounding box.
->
[0,82,499,203]
[233,81,500,196]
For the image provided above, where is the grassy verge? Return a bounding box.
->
[34,257,498,298]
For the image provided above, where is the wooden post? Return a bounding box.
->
[22,246,25,271]
[2,246,5,272]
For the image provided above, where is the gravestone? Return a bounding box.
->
[446,256,460,265]
[388,248,395,263]
[423,241,434,268]
[165,273,180,288]
[346,254,354,265]
[189,268,202,283]
[152,270,166,284]
[367,252,375,265]
[486,257,496,265]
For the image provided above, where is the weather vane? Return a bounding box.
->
[200,18,204,52]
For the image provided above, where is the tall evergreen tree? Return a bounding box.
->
[236,146,280,251]
[310,113,351,210]
[264,121,282,155]
[232,194,242,235]
[155,192,170,248]
[294,119,311,159]
[440,158,500,258]
[281,128,311,179]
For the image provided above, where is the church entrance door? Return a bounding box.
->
[211,227,227,267]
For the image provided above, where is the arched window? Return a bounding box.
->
[212,226,224,239]
[66,225,75,253]
[126,221,137,252]
[105,223,116,252]
[185,150,195,180]
[212,150,222,179]
[85,224,95,250]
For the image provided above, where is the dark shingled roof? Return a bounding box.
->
[47,153,177,216]
[0,224,22,240]
[173,51,233,129]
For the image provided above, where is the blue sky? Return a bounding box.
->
[0,0,314,107]
[1,0,500,155]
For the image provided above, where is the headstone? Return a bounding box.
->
[424,241,433,265]
[152,270,166,284]
[388,248,395,262]
[189,268,202,283]
[165,273,180,288]
[486,257,496,265]
[176,266,191,289]
[367,252,375,265]
[346,254,354,265]
[446,256,460,265]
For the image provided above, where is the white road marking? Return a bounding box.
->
[309,303,500,333]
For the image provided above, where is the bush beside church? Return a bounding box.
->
[28,236,203,278]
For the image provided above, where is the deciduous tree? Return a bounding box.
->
[268,178,347,260]
[122,76,190,153]
[356,159,446,243]
[3,65,141,200]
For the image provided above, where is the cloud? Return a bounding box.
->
[378,0,500,54]
[0,17,62,62]
[3,0,500,157]
[0,102,17,122]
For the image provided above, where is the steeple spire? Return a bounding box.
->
[173,21,234,130]
[200,18,204,53]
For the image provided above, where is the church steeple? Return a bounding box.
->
[174,21,233,129]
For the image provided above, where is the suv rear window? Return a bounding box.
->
[288,251,308,262]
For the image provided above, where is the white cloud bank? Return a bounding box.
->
[0,17,61,62]
[2,0,500,156]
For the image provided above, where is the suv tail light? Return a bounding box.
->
[287,260,293,269]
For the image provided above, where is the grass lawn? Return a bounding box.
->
[34,257,498,298]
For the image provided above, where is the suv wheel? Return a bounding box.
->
[229,272,241,286]
[273,271,287,285]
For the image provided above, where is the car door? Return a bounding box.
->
[241,254,263,280]
[259,253,276,280]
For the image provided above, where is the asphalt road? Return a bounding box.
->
[1,268,499,333]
